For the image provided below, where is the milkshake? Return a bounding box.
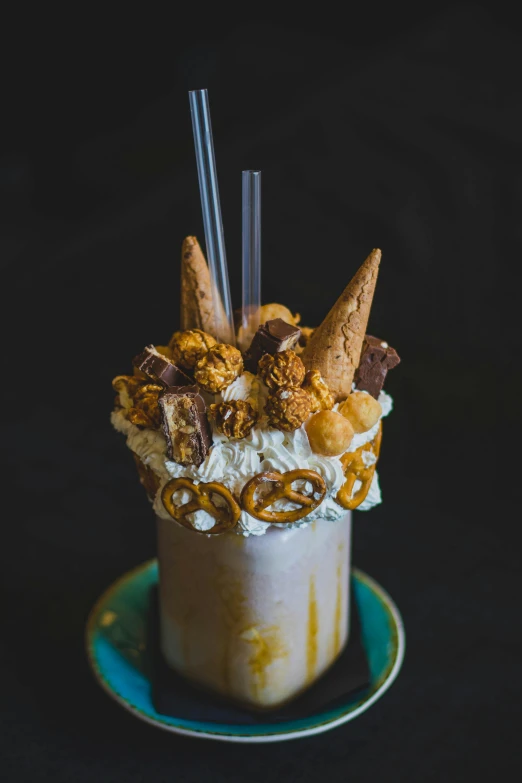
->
[111,237,399,708]
[157,513,351,707]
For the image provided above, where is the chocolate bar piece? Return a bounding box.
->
[159,385,213,466]
[133,345,191,387]
[354,335,400,399]
[244,318,301,373]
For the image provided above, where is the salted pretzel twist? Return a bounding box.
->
[161,477,241,534]
[240,469,326,524]
[336,423,382,510]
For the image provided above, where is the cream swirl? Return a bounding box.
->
[112,387,393,536]
[220,371,269,414]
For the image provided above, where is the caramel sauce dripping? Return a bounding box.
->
[307,575,318,682]
[334,563,342,656]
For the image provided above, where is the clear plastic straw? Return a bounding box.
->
[241,170,261,350]
[189,89,235,345]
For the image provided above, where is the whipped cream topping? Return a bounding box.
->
[111,375,393,536]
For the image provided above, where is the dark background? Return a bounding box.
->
[2,3,521,780]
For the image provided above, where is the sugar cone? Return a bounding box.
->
[180,236,231,341]
[180,236,216,333]
[301,249,381,401]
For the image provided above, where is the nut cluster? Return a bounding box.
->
[258,350,306,390]
[194,343,244,393]
[169,329,217,370]
[265,387,312,432]
[210,400,258,439]
[302,369,335,413]
[127,383,163,429]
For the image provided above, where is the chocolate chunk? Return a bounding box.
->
[159,386,213,466]
[354,335,400,399]
[244,318,301,373]
[133,345,192,387]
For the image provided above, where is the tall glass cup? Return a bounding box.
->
[156,513,351,708]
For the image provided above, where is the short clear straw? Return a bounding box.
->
[189,89,235,345]
[241,170,261,350]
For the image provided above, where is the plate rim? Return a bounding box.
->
[86,559,405,743]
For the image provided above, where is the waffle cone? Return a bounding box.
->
[301,249,381,401]
[180,236,232,341]
[180,236,216,333]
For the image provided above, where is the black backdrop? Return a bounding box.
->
[2,4,521,781]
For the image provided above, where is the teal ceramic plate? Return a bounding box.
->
[86,560,405,742]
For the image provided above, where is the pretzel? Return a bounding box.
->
[161,477,241,534]
[241,469,326,524]
[336,423,382,510]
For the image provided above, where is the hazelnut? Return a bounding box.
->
[339,392,382,434]
[258,350,306,389]
[194,344,244,393]
[305,410,354,456]
[265,387,312,432]
[210,400,258,439]
[169,329,217,370]
[302,369,334,412]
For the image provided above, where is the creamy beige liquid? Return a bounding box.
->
[156,513,351,708]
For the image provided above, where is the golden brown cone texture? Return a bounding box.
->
[180,236,215,332]
[180,236,231,340]
[301,249,381,401]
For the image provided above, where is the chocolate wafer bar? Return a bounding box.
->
[133,345,192,387]
[159,386,213,466]
[244,319,301,373]
[354,335,400,399]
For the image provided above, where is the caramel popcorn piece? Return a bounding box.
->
[265,387,312,432]
[112,375,146,410]
[128,383,163,429]
[194,344,243,393]
[210,400,258,439]
[127,408,152,428]
[339,391,382,433]
[169,329,217,370]
[305,410,354,456]
[302,369,335,412]
[258,350,306,390]
[133,345,191,387]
